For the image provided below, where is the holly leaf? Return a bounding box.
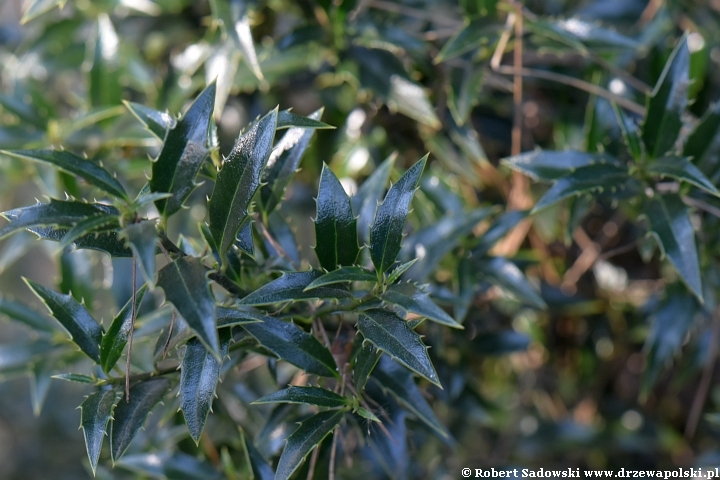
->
[216,307,264,327]
[382,283,463,329]
[503,150,622,181]
[303,266,376,291]
[253,386,349,408]
[352,336,382,393]
[314,164,359,270]
[684,103,720,163]
[80,390,118,475]
[475,256,546,309]
[240,271,352,306]
[100,285,147,374]
[124,101,175,140]
[352,154,395,244]
[647,156,720,196]
[29,226,132,257]
[241,432,275,480]
[59,214,120,250]
[277,110,333,130]
[122,221,158,283]
[0,199,114,240]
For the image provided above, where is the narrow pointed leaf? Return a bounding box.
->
[2,149,127,199]
[210,110,276,255]
[180,330,231,443]
[0,297,57,333]
[241,432,275,480]
[277,110,333,130]
[253,386,349,408]
[386,259,418,285]
[122,221,158,283]
[124,101,175,139]
[645,194,703,301]
[240,271,352,305]
[685,103,720,163]
[59,214,119,250]
[503,150,622,181]
[241,316,338,378]
[475,256,546,309]
[111,377,172,461]
[260,109,323,214]
[150,83,216,216]
[157,257,219,357]
[89,14,122,107]
[612,103,643,161]
[29,225,132,256]
[314,165,359,270]
[352,154,395,243]
[25,279,103,362]
[275,410,344,480]
[382,283,463,329]
[357,309,440,386]
[209,0,264,81]
[642,37,690,157]
[304,266,376,291]
[370,156,427,272]
[100,286,147,373]
[216,307,264,327]
[235,219,254,256]
[353,338,381,393]
[52,373,95,383]
[647,156,719,195]
[80,390,117,475]
[0,199,112,240]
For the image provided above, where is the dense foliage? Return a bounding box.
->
[2,0,720,478]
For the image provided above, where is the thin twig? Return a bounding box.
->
[253,213,299,269]
[685,307,720,440]
[125,256,137,402]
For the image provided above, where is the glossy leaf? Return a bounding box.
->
[209,109,276,254]
[314,164,359,270]
[80,390,117,475]
[241,316,338,378]
[275,410,345,480]
[304,266,376,291]
[352,154,395,244]
[124,101,175,139]
[150,83,216,217]
[532,163,630,212]
[684,103,720,163]
[253,386,349,408]
[277,110,333,130]
[357,309,440,386]
[240,271,352,306]
[1,149,127,199]
[503,150,622,181]
[370,155,427,273]
[642,37,690,157]
[475,257,547,309]
[386,259,418,285]
[0,199,112,240]
[216,307,264,327]
[59,214,119,250]
[0,297,57,333]
[52,373,95,383]
[180,330,231,443]
[110,378,172,462]
[241,433,275,480]
[353,337,382,393]
[529,17,639,51]
[260,109,323,214]
[647,156,719,195]
[235,219,254,256]
[382,283,463,329]
[25,279,103,362]
[645,194,703,301]
[29,226,132,257]
[612,103,643,161]
[122,221,158,283]
[157,257,219,357]
[209,0,264,82]
[100,286,147,374]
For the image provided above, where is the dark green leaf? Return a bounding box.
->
[352,154,395,244]
[382,283,463,329]
[25,279,103,362]
[357,309,440,386]
[0,297,57,333]
[260,109,323,214]
[89,15,122,107]
[353,338,381,393]
[370,155,427,273]
[473,210,528,256]
[240,271,352,305]
[474,256,546,309]
[122,221,158,283]
[684,103,720,163]
[275,410,345,480]
[277,110,333,130]
[1,149,127,199]
[100,285,147,374]
[124,101,175,139]
[235,219,254,256]
[314,164,359,270]
[612,103,643,161]
[436,20,499,62]
[386,259,418,285]
[150,83,216,217]
[118,452,223,480]
[647,156,719,195]
[80,390,117,475]
[209,109,277,254]
[216,307,264,327]
[645,194,703,301]
[0,199,112,240]
[304,266,376,291]
[241,432,275,480]
[502,150,621,181]
[29,225,133,256]
[532,163,630,212]
[241,316,338,378]
[642,36,690,157]
[448,64,484,125]
[52,373,95,383]
[253,386,349,408]
[157,257,219,357]
[181,330,231,443]
[110,377,172,461]
[267,212,300,264]
[59,214,119,250]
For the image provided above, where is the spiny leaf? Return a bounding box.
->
[180,330,231,443]
[241,432,275,480]
[59,214,119,250]
[386,259,418,285]
[684,103,720,163]
[209,0,264,82]
[370,155,427,273]
[352,336,382,393]
[52,373,95,383]
[382,283,463,329]
[502,150,622,181]
[29,225,132,257]
[314,164,359,270]
[100,285,147,374]
[235,219,254,256]
[240,271,352,306]
[0,199,114,240]
[216,307,264,327]
[80,390,118,475]
[110,377,172,462]
[645,194,703,302]
[253,386,349,408]
[209,108,276,255]
[150,83,216,217]
[122,221,158,283]
[352,154,395,244]
[357,309,440,386]
[647,156,719,195]
[642,36,690,158]
[304,266,376,291]
[25,279,103,362]
[0,296,57,333]
[274,409,345,480]
[474,256,547,309]
[241,316,338,378]
[1,149,127,199]
[124,102,175,140]
[277,110,333,130]
[157,257,219,358]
